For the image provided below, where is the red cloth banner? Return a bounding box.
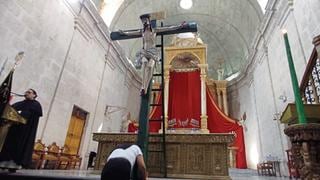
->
[168,70,201,129]
[206,88,247,168]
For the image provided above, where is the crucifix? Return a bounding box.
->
[110,12,197,95]
[110,12,197,166]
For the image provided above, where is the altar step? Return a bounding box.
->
[0,174,96,180]
[0,170,99,180]
[0,169,289,180]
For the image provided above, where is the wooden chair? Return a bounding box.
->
[68,154,82,169]
[31,139,45,169]
[42,142,60,169]
[257,162,275,176]
[57,145,82,170]
[57,146,72,169]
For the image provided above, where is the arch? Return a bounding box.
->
[170,52,200,71]
[106,0,263,80]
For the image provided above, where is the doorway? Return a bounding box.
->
[64,106,88,155]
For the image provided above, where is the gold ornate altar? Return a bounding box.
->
[92,34,237,179]
[163,34,230,133]
[163,34,209,133]
[93,133,234,179]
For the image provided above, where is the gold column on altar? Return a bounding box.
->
[217,90,222,110]
[198,64,209,133]
[214,80,228,115]
[222,89,229,115]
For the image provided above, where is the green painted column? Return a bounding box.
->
[282,30,307,124]
[137,83,152,161]
[133,87,151,180]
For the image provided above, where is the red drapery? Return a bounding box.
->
[128,90,163,133]
[128,122,138,133]
[141,70,247,168]
[168,71,201,128]
[206,88,247,168]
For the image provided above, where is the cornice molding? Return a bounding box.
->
[67,0,142,85]
[229,0,293,89]
[74,16,95,41]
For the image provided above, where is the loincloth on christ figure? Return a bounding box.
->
[135,47,160,69]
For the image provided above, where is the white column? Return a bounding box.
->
[222,89,229,115]
[198,64,209,133]
[164,65,171,131]
[164,76,169,130]
[215,80,228,114]
[217,89,222,110]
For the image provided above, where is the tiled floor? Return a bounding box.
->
[228,168,289,180]
[0,168,290,179]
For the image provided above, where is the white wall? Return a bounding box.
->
[228,0,320,175]
[0,0,141,169]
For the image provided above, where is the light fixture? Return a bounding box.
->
[281,29,288,34]
[273,112,282,121]
[279,95,287,102]
[180,0,193,10]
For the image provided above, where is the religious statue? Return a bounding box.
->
[216,58,225,80]
[217,67,224,80]
[110,13,197,153]
[111,12,197,95]
[118,14,188,95]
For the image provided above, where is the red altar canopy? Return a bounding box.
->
[147,70,247,168]
[206,87,247,169]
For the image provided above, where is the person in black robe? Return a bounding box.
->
[0,88,42,169]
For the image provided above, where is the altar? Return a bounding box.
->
[92,33,246,179]
[93,133,234,179]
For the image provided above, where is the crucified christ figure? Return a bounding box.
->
[118,14,187,95]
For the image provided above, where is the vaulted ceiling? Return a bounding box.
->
[101,0,264,80]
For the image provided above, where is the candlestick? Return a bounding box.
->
[282,29,307,124]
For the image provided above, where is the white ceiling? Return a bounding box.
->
[99,0,265,80]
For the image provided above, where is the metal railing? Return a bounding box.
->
[300,48,320,104]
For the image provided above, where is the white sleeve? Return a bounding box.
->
[131,145,143,156]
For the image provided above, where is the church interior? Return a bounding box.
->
[0,0,320,179]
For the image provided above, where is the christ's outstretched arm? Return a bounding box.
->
[155,22,187,33]
[119,29,143,36]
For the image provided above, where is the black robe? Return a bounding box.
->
[0,99,42,168]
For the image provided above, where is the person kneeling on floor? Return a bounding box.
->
[101,144,147,180]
